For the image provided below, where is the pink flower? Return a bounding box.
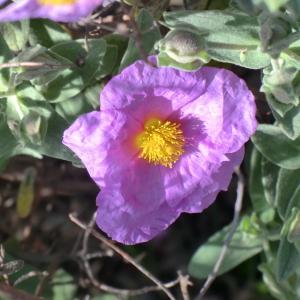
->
[63,59,257,244]
[0,0,102,22]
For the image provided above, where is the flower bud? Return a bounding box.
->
[262,60,299,105]
[156,29,210,65]
[20,111,47,145]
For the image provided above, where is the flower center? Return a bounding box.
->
[38,0,76,5]
[135,118,185,168]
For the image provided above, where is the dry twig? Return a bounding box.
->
[0,61,70,69]
[195,168,245,299]
[14,271,49,287]
[0,282,45,300]
[70,213,178,299]
[178,271,192,300]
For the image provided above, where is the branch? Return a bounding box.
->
[14,271,49,287]
[0,283,45,300]
[178,271,192,300]
[0,61,71,69]
[69,213,177,300]
[195,168,245,299]
[183,0,189,9]
[127,5,156,68]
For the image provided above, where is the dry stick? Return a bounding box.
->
[183,0,189,9]
[0,282,45,300]
[69,213,177,300]
[195,168,245,300]
[76,213,180,297]
[82,276,180,297]
[83,263,180,297]
[127,5,156,68]
[0,244,9,285]
[78,215,131,296]
[14,271,49,287]
[178,272,192,300]
[0,62,46,69]
[0,61,70,69]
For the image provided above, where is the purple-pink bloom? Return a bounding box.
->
[0,0,102,22]
[63,59,257,245]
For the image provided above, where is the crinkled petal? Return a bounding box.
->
[100,60,217,122]
[0,0,102,22]
[96,148,244,244]
[96,189,181,244]
[178,68,257,154]
[162,146,228,208]
[63,59,257,245]
[62,111,140,187]
[179,148,244,213]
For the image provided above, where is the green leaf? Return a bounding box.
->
[25,112,81,165]
[164,9,270,69]
[95,45,118,79]
[273,106,300,140]
[265,93,293,118]
[45,39,106,102]
[262,65,299,106]
[260,0,289,12]
[16,83,47,103]
[252,124,300,169]
[91,295,118,300]
[259,262,295,300]
[51,269,76,300]
[157,51,203,71]
[276,235,300,281]
[0,260,24,276]
[284,207,300,243]
[120,9,161,70]
[6,253,52,298]
[103,34,128,74]
[0,21,30,52]
[0,32,13,91]
[0,116,19,171]
[20,111,48,145]
[45,41,85,102]
[261,157,280,207]
[188,217,263,279]
[55,92,94,123]
[44,68,83,103]
[13,45,68,86]
[276,169,300,219]
[16,167,36,218]
[81,39,107,84]
[30,19,71,48]
[5,83,52,141]
[249,148,275,223]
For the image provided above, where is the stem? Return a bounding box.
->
[206,42,258,51]
[69,214,177,300]
[195,168,245,300]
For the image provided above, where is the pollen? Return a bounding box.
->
[135,118,185,168]
[38,0,76,5]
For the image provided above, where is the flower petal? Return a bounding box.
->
[178,67,257,154]
[96,148,244,244]
[100,60,216,121]
[179,147,245,213]
[62,111,140,187]
[0,0,102,22]
[63,59,257,245]
[96,189,180,244]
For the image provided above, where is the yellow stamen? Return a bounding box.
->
[135,118,185,168]
[38,0,75,5]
